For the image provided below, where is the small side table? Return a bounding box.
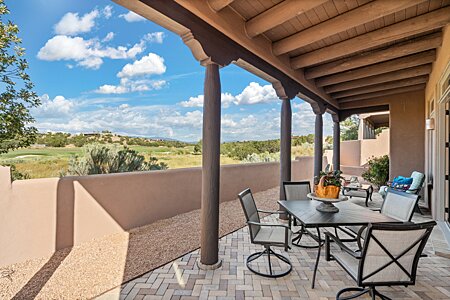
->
[342,184,374,207]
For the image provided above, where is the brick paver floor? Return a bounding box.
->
[100,194,450,300]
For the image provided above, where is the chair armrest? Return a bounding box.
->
[325,231,361,259]
[257,209,287,215]
[247,221,289,230]
[247,221,291,250]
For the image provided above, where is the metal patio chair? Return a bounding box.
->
[238,188,292,278]
[283,181,323,248]
[326,221,436,300]
[345,189,420,250]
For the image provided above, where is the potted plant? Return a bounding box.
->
[314,170,344,199]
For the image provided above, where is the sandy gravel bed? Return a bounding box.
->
[0,187,279,299]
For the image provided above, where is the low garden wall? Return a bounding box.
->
[0,158,314,267]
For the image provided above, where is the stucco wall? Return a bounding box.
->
[425,25,450,102]
[388,90,425,178]
[0,159,313,267]
[326,129,389,167]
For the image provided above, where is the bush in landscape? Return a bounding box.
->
[362,155,389,188]
[242,152,280,163]
[67,143,168,176]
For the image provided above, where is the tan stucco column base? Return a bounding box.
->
[197,259,222,270]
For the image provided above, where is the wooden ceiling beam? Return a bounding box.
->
[245,0,327,38]
[338,84,426,103]
[291,6,450,69]
[305,32,442,79]
[316,50,435,87]
[208,0,234,12]
[325,64,432,93]
[273,0,427,56]
[332,76,429,99]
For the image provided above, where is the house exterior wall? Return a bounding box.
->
[389,90,426,179]
[0,159,314,267]
[425,24,450,220]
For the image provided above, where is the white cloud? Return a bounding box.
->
[102,32,115,42]
[54,10,99,35]
[120,11,146,22]
[118,53,166,78]
[235,82,278,105]
[143,32,164,44]
[37,35,147,69]
[179,92,235,108]
[33,94,75,118]
[178,83,277,108]
[103,5,113,19]
[95,54,167,94]
[95,79,167,94]
[95,84,129,94]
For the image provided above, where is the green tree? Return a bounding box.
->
[0,0,40,154]
[43,132,69,147]
[341,115,359,141]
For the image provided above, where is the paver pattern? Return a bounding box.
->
[103,195,450,300]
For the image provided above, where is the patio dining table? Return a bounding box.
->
[278,199,402,288]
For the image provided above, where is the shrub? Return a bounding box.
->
[67,143,168,176]
[242,152,279,163]
[362,155,389,188]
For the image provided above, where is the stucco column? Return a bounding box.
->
[333,121,340,171]
[279,98,292,220]
[314,113,324,178]
[280,99,292,199]
[199,63,222,269]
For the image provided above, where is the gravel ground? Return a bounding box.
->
[0,187,279,300]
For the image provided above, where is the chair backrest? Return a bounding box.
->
[407,171,425,194]
[283,181,311,200]
[358,221,435,287]
[238,188,261,241]
[381,189,419,222]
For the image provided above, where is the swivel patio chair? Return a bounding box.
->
[238,188,292,278]
[325,221,435,300]
[345,190,420,251]
[283,181,323,248]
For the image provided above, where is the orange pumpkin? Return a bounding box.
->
[315,176,340,199]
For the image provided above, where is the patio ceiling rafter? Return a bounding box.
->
[272,0,428,56]
[316,50,436,87]
[304,32,443,79]
[338,84,427,103]
[332,76,429,99]
[290,6,450,69]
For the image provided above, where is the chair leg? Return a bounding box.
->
[336,287,370,300]
[336,287,393,300]
[246,246,292,278]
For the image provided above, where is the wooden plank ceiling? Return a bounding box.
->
[207,0,450,107]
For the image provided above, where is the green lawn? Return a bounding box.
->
[0,146,240,179]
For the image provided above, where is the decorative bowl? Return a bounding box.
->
[307,193,348,213]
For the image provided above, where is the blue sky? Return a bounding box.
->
[8,0,332,142]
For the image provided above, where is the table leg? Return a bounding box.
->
[311,226,322,289]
